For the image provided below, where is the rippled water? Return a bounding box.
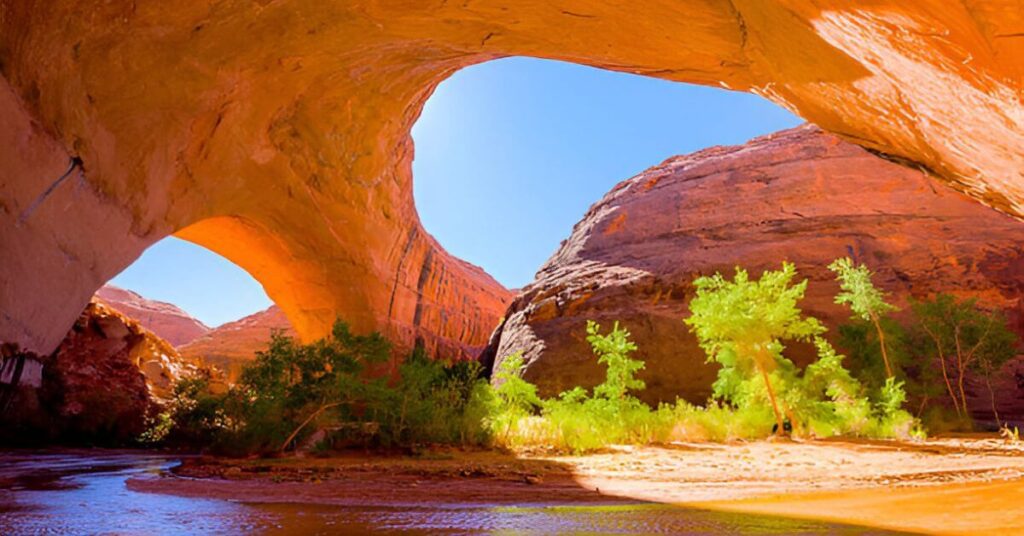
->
[0,451,901,535]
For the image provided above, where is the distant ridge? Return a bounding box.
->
[96,285,211,346]
[179,305,295,381]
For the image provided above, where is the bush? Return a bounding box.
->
[160,321,496,455]
[372,347,495,446]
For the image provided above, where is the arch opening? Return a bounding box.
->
[412,57,801,289]
[100,231,294,381]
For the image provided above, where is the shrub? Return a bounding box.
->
[160,321,496,455]
[373,347,495,446]
[488,351,542,446]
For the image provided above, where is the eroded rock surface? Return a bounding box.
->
[96,285,210,346]
[179,305,295,382]
[1,301,204,444]
[484,126,1024,419]
[2,1,1023,363]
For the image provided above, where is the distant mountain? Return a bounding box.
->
[96,285,211,346]
[179,305,295,381]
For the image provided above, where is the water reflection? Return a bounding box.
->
[0,452,900,535]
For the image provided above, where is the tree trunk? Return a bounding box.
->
[924,324,961,417]
[954,330,970,417]
[758,363,785,437]
[940,359,963,418]
[985,375,1001,427]
[280,401,344,453]
[870,312,894,378]
[916,395,929,419]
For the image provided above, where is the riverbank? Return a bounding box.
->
[128,436,1024,534]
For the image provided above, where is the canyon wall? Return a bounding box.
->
[484,126,1024,422]
[2,1,1023,362]
[179,305,296,381]
[0,300,205,444]
[96,285,210,346]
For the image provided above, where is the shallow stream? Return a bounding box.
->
[0,451,901,534]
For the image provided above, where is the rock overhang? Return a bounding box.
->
[1,1,1022,359]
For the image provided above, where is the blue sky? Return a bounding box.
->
[111,57,800,326]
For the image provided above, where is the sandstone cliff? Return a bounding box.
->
[96,285,210,346]
[3,2,1022,367]
[1,301,205,444]
[484,126,1024,423]
[179,305,295,382]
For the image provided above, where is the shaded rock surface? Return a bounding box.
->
[3,1,1023,368]
[179,305,295,382]
[2,301,205,444]
[484,126,1024,423]
[96,285,210,346]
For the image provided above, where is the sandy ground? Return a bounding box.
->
[129,436,1024,534]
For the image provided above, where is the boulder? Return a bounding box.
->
[484,126,1024,422]
[1,301,207,444]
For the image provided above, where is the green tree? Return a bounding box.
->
[912,294,1018,423]
[493,352,542,415]
[686,262,825,435]
[828,257,898,378]
[586,321,645,402]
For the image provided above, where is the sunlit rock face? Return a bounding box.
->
[1,301,203,444]
[179,305,296,382]
[1,1,1022,359]
[96,285,210,347]
[484,126,1024,414]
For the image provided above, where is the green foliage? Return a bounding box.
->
[541,322,655,452]
[684,262,916,439]
[491,308,917,453]
[911,294,1018,424]
[828,257,897,322]
[161,321,495,455]
[493,352,542,416]
[837,318,908,388]
[685,262,825,432]
[586,320,645,401]
[487,351,543,446]
[829,257,899,379]
[161,255,955,456]
[488,323,654,453]
[686,263,825,363]
[162,373,232,449]
[371,347,495,446]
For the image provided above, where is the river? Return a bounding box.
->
[0,451,900,534]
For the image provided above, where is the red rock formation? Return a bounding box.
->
[95,285,210,346]
[3,2,1023,366]
[179,306,295,382]
[484,126,1024,420]
[2,300,204,443]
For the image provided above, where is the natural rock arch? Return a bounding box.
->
[1,1,1022,356]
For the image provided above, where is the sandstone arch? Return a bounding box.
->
[2,1,1022,356]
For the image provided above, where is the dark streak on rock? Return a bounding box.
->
[387,227,418,321]
[17,156,83,226]
[412,248,435,328]
[561,10,595,19]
